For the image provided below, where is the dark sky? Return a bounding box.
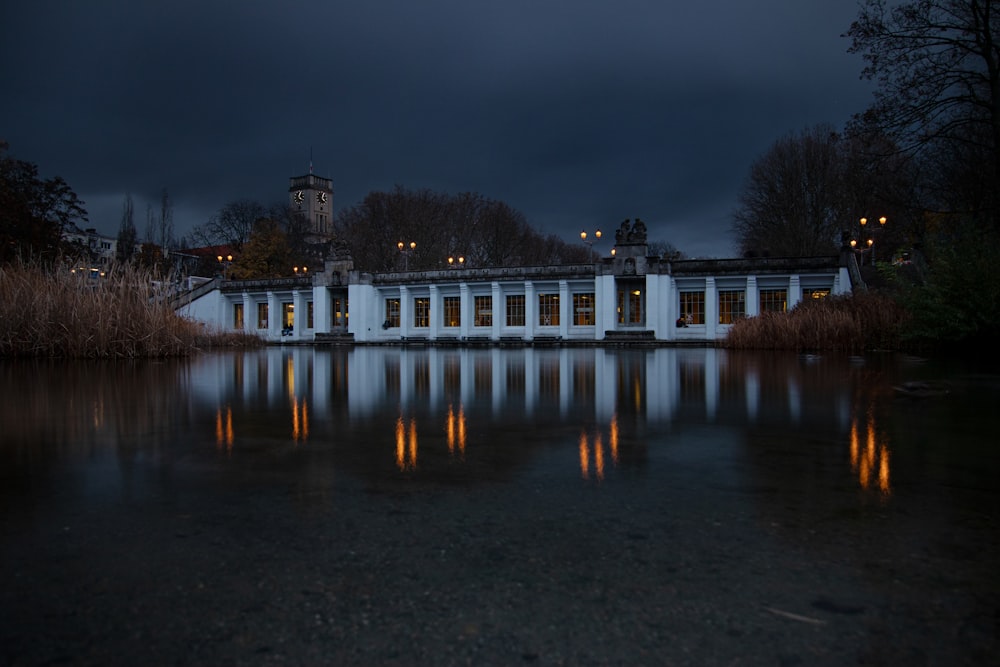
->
[1,1,872,258]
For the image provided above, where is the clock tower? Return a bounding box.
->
[289,171,334,240]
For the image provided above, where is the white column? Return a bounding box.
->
[788,275,802,310]
[293,289,307,340]
[491,282,502,340]
[524,281,536,340]
[399,285,410,338]
[705,277,718,340]
[459,282,470,339]
[558,280,569,339]
[746,276,759,317]
[429,285,440,339]
[242,291,253,332]
[312,285,329,334]
[267,291,280,340]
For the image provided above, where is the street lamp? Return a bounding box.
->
[580,229,602,260]
[849,238,874,265]
[397,241,416,271]
[293,265,308,275]
[859,216,887,263]
[447,255,465,268]
[217,253,233,279]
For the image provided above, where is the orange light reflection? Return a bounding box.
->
[848,409,890,496]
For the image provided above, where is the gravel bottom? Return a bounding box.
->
[2,451,998,667]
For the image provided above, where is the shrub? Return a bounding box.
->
[0,261,261,358]
[723,292,908,352]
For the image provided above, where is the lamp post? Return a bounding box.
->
[293,265,308,276]
[580,229,602,260]
[447,255,465,268]
[397,241,417,271]
[217,253,233,279]
[859,216,887,264]
[849,239,873,265]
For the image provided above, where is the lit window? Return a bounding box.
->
[443,296,461,327]
[257,303,268,329]
[413,298,430,328]
[538,293,560,326]
[233,303,244,329]
[760,289,787,313]
[718,290,745,324]
[506,295,525,326]
[385,299,400,327]
[474,295,492,327]
[573,292,595,325]
[679,291,705,325]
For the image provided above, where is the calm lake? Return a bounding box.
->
[1,347,998,665]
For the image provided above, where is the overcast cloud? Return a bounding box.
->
[1,1,872,258]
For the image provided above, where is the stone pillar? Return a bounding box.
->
[267,291,280,340]
[459,282,470,339]
[524,281,536,340]
[558,280,569,339]
[491,282,502,341]
[788,275,802,310]
[705,277,718,340]
[429,285,440,339]
[242,291,252,332]
[312,285,329,334]
[746,276,759,317]
[399,285,410,338]
[292,289,307,340]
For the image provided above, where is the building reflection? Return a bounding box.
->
[184,347,887,491]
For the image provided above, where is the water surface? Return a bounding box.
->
[1,348,997,665]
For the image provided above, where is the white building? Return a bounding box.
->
[177,218,855,345]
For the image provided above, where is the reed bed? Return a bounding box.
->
[723,292,909,352]
[0,262,261,358]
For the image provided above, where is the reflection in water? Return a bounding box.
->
[0,348,927,496]
[287,354,309,444]
[850,408,891,495]
[215,406,234,453]
[578,415,619,481]
[395,415,418,470]
[446,404,466,457]
[291,397,309,444]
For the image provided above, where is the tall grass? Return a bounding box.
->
[723,292,909,352]
[0,261,261,358]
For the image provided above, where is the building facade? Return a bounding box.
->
[177,220,855,345]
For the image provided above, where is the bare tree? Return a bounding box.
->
[116,193,137,263]
[732,125,848,257]
[847,0,1000,223]
[333,186,583,271]
[190,199,270,250]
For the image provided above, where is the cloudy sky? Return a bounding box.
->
[1,1,873,258]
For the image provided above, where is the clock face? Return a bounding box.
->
[317,192,328,204]
[293,190,304,204]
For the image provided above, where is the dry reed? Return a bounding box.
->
[0,261,261,358]
[723,292,909,352]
